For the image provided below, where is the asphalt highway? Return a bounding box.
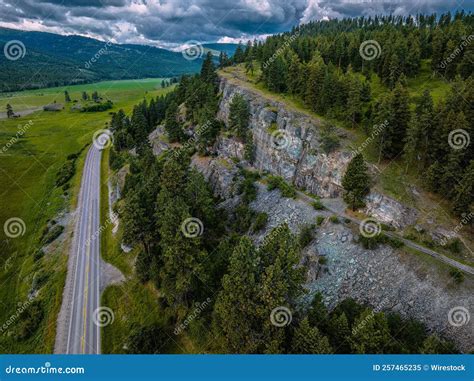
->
[65,143,102,354]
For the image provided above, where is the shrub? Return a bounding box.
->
[252,212,268,232]
[445,238,462,254]
[299,225,315,248]
[55,160,76,187]
[318,256,327,265]
[266,175,296,198]
[385,236,404,249]
[239,177,257,203]
[359,233,384,249]
[126,324,171,354]
[316,216,325,226]
[16,301,43,340]
[33,249,44,261]
[449,268,464,284]
[329,215,339,224]
[233,204,255,233]
[320,124,340,154]
[312,200,325,210]
[81,100,113,112]
[41,225,64,245]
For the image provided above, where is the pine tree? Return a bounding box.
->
[404,89,434,170]
[350,309,392,354]
[200,51,217,85]
[64,90,71,103]
[6,103,14,118]
[342,153,371,210]
[213,237,262,353]
[164,100,184,142]
[380,81,410,159]
[287,52,303,96]
[420,335,457,354]
[453,160,474,216]
[291,318,332,354]
[258,224,305,301]
[228,94,249,141]
[305,52,325,112]
[345,67,362,128]
[82,91,88,101]
[327,312,351,353]
[233,42,245,63]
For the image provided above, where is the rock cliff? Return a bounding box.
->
[216,75,418,228]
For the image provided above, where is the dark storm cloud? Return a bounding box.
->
[0,0,472,47]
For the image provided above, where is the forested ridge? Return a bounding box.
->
[225,12,473,217]
[105,48,460,354]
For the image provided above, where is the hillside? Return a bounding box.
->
[0,28,208,92]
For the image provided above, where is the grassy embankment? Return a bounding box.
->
[0,78,172,353]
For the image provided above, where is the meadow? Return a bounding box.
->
[0,78,174,353]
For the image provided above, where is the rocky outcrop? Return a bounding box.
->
[364,192,418,228]
[191,155,239,200]
[217,76,352,198]
[149,126,170,156]
[216,75,418,228]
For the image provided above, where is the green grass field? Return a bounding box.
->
[0,78,174,353]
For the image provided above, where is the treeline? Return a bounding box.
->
[223,13,473,217]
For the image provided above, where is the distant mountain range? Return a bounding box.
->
[0,28,237,92]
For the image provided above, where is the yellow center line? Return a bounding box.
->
[81,163,94,354]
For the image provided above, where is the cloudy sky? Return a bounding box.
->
[0,0,472,48]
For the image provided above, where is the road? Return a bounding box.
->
[64,143,102,354]
[294,190,474,276]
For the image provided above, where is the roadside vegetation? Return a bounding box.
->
[0,78,174,353]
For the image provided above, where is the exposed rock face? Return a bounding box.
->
[216,75,418,228]
[191,155,238,200]
[217,76,352,198]
[364,192,418,228]
[149,126,170,156]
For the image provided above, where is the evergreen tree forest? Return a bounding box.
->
[105,43,459,354]
[226,12,473,217]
